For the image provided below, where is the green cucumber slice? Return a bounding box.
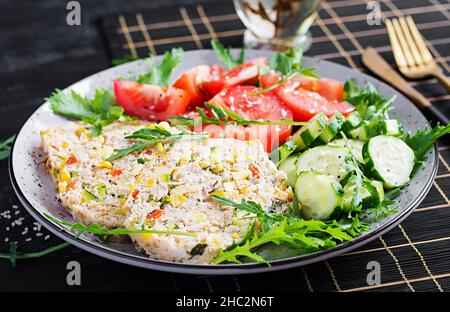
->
[363,135,415,189]
[295,172,343,220]
[296,145,349,181]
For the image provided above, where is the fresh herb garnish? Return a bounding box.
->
[405,123,450,174]
[46,89,130,137]
[211,39,244,69]
[112,54,140,66]
[134,48,183,87]
[45,213,196,240]
[107,126,207,161]
[0,135,15,160]
[249,48,318,95]
[169,103,307,127]
[0,241,70,266]
[210,196,358,264]
[343,79,395,121]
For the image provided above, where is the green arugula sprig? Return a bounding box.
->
[210,196,358,264]
[169,103,307,127]
[211,39,244,69]
[47,89,131,137]
[133,48,183,87]
[106,126,207,161]
[0,241,70,266]
[45,213,196,241]
[249,48,319,95]
[406,123,450,175]
[0,135,15,160]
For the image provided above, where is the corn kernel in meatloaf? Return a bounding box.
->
[124,137,290,264]
[40,120,163,228]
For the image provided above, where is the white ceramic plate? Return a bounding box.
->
[9,50,438,274]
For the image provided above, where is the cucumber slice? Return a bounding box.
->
[270,113,328,164]
[311,113,345,146]
[270,141,297,165]
[295,172,343,220]
[296,146,349,181]
[341,111,362,133]
[278,156,298,188]
[363,135,415,189]
[292,113,328,148]
[342,180,383,211]
[384,119,404,137]
[329,139,365,163]
[349,120,404,141]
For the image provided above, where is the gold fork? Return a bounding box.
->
[386,16,450,92]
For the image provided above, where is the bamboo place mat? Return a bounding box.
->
[1,0,448,292]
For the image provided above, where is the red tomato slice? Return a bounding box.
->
[276,83,354,121]
[260,72,282,89]
[173,65,223,106]
[113,80,190,121]
[291,77,344,101]
[206,85,293,152]
[201,58,268,98]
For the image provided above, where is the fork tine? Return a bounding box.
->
[405,16,433,64]
[386,19,408,69]
[398,16,423,66]
[392,18,416,67]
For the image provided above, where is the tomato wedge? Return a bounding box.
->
[113,80,190,121]
[276,82,354,121]
[173,64,222,106]
[201,58,267,98]
[206,85,293,152]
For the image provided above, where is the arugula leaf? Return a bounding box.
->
[405,123,450,174]
[45,213,196,239]
[0,135,15,160]
[107,126,207,161]
[169,103,307,127]
[211,39,244,69]
[134,48,183,87]
[211,196,358,264]
[0,242,70,266]
[46,89,128,136]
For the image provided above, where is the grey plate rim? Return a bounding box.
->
[9,49,438,275]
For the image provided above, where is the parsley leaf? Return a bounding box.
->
[250,48,318,95]
[46,89,128,136]
[405,123,450,174]
[111,54,140,66]
[211,39,244,69]
[343,79,394,121]
[0,135,15,160]
[134,48,183,87]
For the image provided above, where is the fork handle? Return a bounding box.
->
[433,71,450,94]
